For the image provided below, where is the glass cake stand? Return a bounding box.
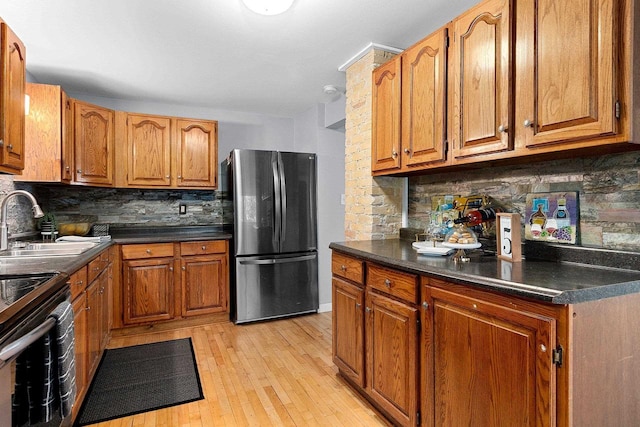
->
[441,242,482,262]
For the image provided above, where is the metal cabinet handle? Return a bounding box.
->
[356,303,362,309]
[182,266,186,271]
[7,144,13,151]
[365,307,371,313]
[169,267,174,272]
[523,119,534,128]
[165,175,170,179]
[498,125,507,133]
[384,278,392,287]
[422,301,429,309]
[146,249,152,254]
[391,151,398,159]
[65,166,70,171]
[404,148,411,154]
[77,169,83,174]
[201,245,206,251]
[177,175,182,179]
[341,265,347,271]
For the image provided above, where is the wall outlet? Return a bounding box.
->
[179,204,187,215]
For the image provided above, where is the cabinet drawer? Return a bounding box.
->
[69,266,88,300]
[367,263,418,304]
[121,243,174,260]
[332,252,364,285]
[87,249,110,283]
[180,240,226,256]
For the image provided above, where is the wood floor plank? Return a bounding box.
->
[89,312,387,426]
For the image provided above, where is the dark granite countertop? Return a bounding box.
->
[110,225,232,244]
[329,239,640,304]
[0,226,231,278]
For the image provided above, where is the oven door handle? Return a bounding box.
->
[0,317,56,368]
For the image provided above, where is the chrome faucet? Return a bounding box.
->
[0,190,45,250]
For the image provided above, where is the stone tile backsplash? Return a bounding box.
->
[408,150,640,251]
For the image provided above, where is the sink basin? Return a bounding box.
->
[0,241,97,258]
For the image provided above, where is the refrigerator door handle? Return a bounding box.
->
[238,254,316,265]
[272,153,281,249]
[277,153,287,244]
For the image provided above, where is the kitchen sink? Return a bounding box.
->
[0,241,97,258]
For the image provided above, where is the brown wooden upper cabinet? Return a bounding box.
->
[122,113,172,187]
[401,28,449,169]
[16,83,73,183]
[371,57,402,173]
[73,100,115,186]
[115,113,218,189]
[372,0,637,176]
[449,0,512,161]
[0,20,26,173]
[515,0,618,150]
[175,119,217,188]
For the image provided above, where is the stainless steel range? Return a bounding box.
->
[0,272,71,427]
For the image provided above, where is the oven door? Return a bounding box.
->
[0,285,72,427]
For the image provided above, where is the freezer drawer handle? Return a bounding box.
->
[239,254,316,265]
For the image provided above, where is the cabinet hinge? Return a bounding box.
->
[416,411,421,425]
[615,100,621,120]
[446,35,450,48]
[444,140,449,155]
[552,345,564,367]
[416,317,421,333]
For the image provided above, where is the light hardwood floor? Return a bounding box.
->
[89,312,390,426]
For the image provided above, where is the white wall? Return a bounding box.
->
[293,101,346,311]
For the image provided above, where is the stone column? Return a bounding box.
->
[344,49,403,241]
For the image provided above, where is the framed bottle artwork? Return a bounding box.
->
[497,213,522,261]
[524,192,578,244]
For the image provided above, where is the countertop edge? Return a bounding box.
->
[329,241,640,305]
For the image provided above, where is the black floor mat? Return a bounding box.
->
[75,338,203,425]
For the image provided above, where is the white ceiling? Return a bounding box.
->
[2,0,477,117]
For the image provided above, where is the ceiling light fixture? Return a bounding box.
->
[241,0,295,16]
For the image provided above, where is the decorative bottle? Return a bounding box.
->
[553,198,570,228]
[449,207,499,227]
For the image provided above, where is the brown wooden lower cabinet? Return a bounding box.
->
[332,249,640,426]
[331,251,420,427]
[119,240,229,327]
[69,247,112,422]
[332,277,365,387]
[422,279,558,427]
[366,290,419,426]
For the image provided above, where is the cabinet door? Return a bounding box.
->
[123,257,174,324]
[425,285,556,427]
[450,0,512,160]
[71,292,87,419]
[401,28,448,168]
[175,119,217,188]
[181,254,227,316]
[86,279,102,378]
[98,266,111,348]
[17,83,62,182]
[366,290,419,427]
[332,277,365,388]
[0,22,26,171]
[517,0,617,148]
[372,57,402,173]
[73,100,114,185]
[126,114,172,186]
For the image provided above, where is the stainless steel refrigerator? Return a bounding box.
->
[223,149,318,324]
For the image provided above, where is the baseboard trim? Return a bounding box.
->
[318,303,332,313]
